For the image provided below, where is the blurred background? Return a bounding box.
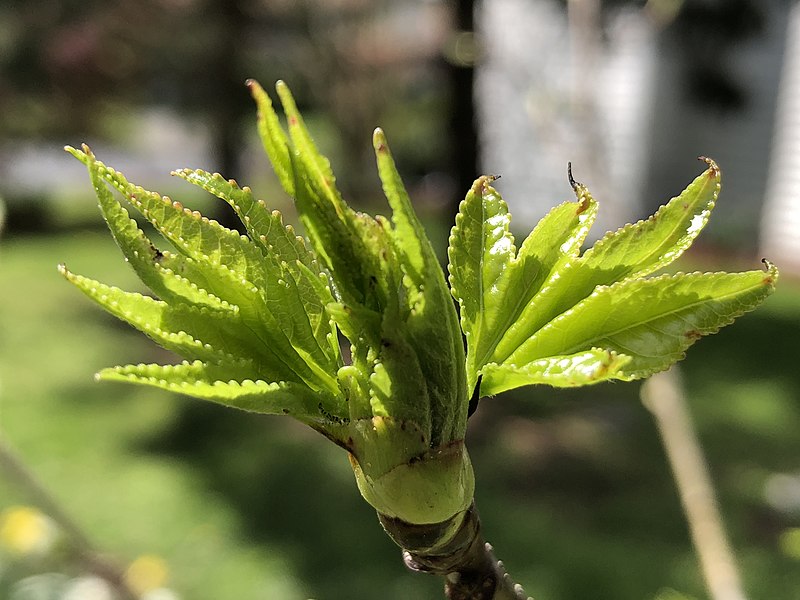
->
[1,0,799,598]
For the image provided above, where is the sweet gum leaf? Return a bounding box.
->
[129,163,336,386]
[65,79,777,527]
[273,112,465,444]
[274,83,401,317]
[171,168,341,367]
[368,320,432,435]
[486,186,597,366]
[59,265,305,384]
[448,157,776,397]
[580,157,720,278]
[68,151,342,397]
[373,127,430,285]
[96,163,270,293]
[447,176,514,387]
[291,260,340,359]
[288,142,377,309]
[80,155,265,314]
[276,80,341,206]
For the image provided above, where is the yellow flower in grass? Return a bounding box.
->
[125,554,170,596]
[0,505,57,556]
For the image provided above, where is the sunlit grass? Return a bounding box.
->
[0,232,312,599]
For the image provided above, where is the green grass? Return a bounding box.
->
[1,231,799,599]
[0,232,313,599]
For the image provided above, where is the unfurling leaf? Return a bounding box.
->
[64,80,776,531]
[448,159,778,397]
[448,175,597,391]
[64,81,475,525]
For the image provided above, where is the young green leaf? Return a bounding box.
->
[448,159,777,397]
[59,265,325,384]
[172,167,341,371]
[64,81,479,526]
[374,128,468,443]
[503,264,778,382]
[276,80,342,208]
[99,361,329,418]
[448,176,514,386]
[579,158,720,278]
[247,78,294,197]
[448,176,597,391]
[481,348,632,395]
[66,145,232,311]
[491,160,721,365]
[368,324,431,433]
[373,127,434,286]
[171,168,321,275]
[98,164,271,293]
[64,79,776,537]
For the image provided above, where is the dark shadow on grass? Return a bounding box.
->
[137,402,440,600]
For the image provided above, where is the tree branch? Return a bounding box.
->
[642,368,748,600]
[379,503,532,600]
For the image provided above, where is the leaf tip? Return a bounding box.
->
[372,127,388,152]
[761,258,779,286]
[567,161,581,191]
[697,156,721,179]
[471,175,500,197]
[64,144,92,163]
[567,162,592,202]
[247,78,267,102]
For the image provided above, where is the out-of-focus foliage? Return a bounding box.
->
[0,0,450,176]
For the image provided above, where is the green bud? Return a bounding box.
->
[65,81,472,529]
[346,417,474,524]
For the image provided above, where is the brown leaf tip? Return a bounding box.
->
[568,161,581,191]
[697,156,720,178]
[475,175,500,195]
[761,258,778,285]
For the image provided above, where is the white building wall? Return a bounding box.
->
[475,0,657,236]
[761,0,800,274]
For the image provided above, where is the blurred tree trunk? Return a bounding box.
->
[206,0,249,231]
[448,0,478,220]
